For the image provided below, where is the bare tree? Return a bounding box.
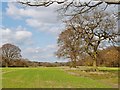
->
[56,28,82,68]
[19,0,119,16]
[19,0,119,21]
[0,43,22,67]
[57,8,119,70]
[94,0,120,4]
[19,0,66,7]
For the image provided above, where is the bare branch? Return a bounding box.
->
[18,0,67,7]
[93,0,120,4]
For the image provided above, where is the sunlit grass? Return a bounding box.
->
[2,67,118,88]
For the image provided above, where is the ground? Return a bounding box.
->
[1,66,119,88]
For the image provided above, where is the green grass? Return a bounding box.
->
[98,67,119,71]
[1,67,119,88]
[63,66,119,88]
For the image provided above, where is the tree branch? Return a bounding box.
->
[18,0,67,7]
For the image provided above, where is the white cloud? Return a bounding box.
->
[1,26,33,46]
[46,44,58,50]
[1,27,13,43]
[26,18,63,35]
[6,3,63,35]
[6,3,58,22]
[15,30,32,40]
[22,44,58,62]
[0,28,11,37]
[25,47,47,54]
[24,44,57,55]
[26,19,42,28]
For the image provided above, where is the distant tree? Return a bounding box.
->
[0,43,22,67]
[98,46,120,67]
[0,55,2,67]
[75,46,120,67]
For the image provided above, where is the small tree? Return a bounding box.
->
[1,43,22,67]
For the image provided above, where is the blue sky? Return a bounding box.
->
[1,2,66,62]
[1,1,119,62]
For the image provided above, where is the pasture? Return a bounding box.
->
[1,67,119,88]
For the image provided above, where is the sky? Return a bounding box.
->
[1,1,67,62]
[1,1,119,62]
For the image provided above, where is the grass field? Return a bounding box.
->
[1,67,119,88]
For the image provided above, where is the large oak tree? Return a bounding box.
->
[56,8,119,70]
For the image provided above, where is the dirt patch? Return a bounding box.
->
[89,71,109,75]
[67,72,80,76]
[2,70,18,74]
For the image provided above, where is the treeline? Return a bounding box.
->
[0,46,119,67]
[0,57,67,67]
[75,46,120,67]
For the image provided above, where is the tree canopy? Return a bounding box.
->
[56,7,119,70]
[0,43,22,67]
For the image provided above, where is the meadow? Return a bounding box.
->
[1,67,119,88]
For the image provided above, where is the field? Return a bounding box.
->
[1,67,119,88]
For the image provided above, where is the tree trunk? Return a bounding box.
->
[69,60,77,68]
[93,53,99,71]
[72,60,76,68]
[93,59,97,70]
[5,63,8,67]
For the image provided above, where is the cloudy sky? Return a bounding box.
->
[1,1,119,62]
[1,2,66,62]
